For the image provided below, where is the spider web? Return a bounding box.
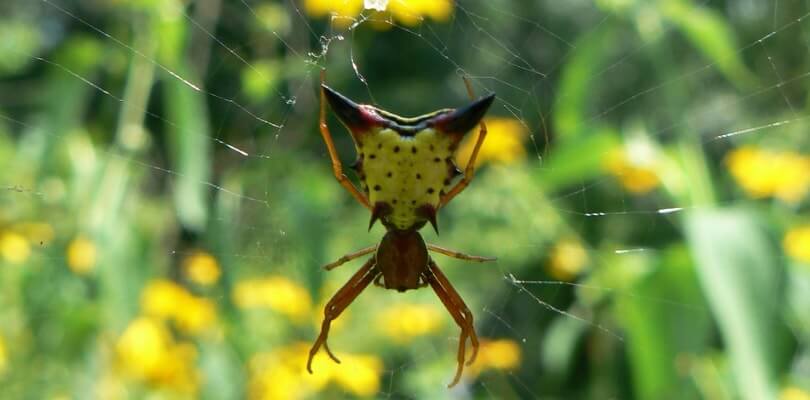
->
[1,0,808,398]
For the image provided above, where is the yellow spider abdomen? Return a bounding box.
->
[357,128,459,230]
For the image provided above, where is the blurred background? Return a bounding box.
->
[1,0,809,398]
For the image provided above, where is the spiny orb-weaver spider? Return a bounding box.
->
[308,71,496,388]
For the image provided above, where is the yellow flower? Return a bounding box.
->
[142,280,187,319]
[330,353,384,397]
[784,225,810,264]
[726,146,810,203]
[388,0,453,26]
[782,386,810,400]
[0,231,30,264]
[467,338,522,378]
[116,317,199,393]
[377,303,443,342]
[547,238,588,281]
[604,144,660,194]
[141,280,217,335]
[0,334,7,375]
[303,0,363,28]
[248,344,323,400]
[457,117,527,169]
[67,236,96,275]
[174,296,217,335]
[182,250,221,286]
[248,342,383,400]
[303,0,453,28]
[234,276,312,322]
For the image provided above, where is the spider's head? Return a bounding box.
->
[321,84,495,140]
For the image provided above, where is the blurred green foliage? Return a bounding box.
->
[0,0,809,399]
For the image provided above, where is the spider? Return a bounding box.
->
[307,71,496,388]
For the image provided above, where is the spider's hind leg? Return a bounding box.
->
[307,257,379,373]
[424,260,479,388]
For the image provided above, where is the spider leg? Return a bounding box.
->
[427,244,496,263]
[319,70,371,210]
[424,259,479,388]
[430,260,479,365]
[307,257,379,373]
[440,76,490,208]
[323,245,378,270]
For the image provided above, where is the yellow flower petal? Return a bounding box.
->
[141,279,217,335]
[116,317,200,393]
[387,0,454,25]
[377,303,443,342]
[726,146,810,203]
[782,386,810,400]
[467,338,522,378]
[456,117,527,169]
[547,238,589,281]
[604,146,660,194]
[182,251,221,286]
[0,231,30,264]
[784,225,810,264]
[417,0,453,21]
[304,0,453,29]
[67,236,96,275]
[332,353,384,396]
[0,334,7,375]
[117,317,173,378]
[303,0,363,28]
[388,1,424,26]
[174,296,217,335]
[234,276,312,322]
[142,280,187,320]
[248,342,382,399]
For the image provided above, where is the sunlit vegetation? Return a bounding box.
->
[0,0,808,398]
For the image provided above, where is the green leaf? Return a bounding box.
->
[617,245,710,399]
[663,1,756,89]
[685,209,785,400]
[164,63,212,232]
[535,127,619,192]
[554,24,616,140]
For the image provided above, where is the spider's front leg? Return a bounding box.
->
[427,243,496,263]
[323,245,377,270]
[424,259,479,388]
[307,257,379,373]
[440,77,490,208]
[319,70,371,210]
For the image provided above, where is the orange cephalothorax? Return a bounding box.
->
[375,229,429,292]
